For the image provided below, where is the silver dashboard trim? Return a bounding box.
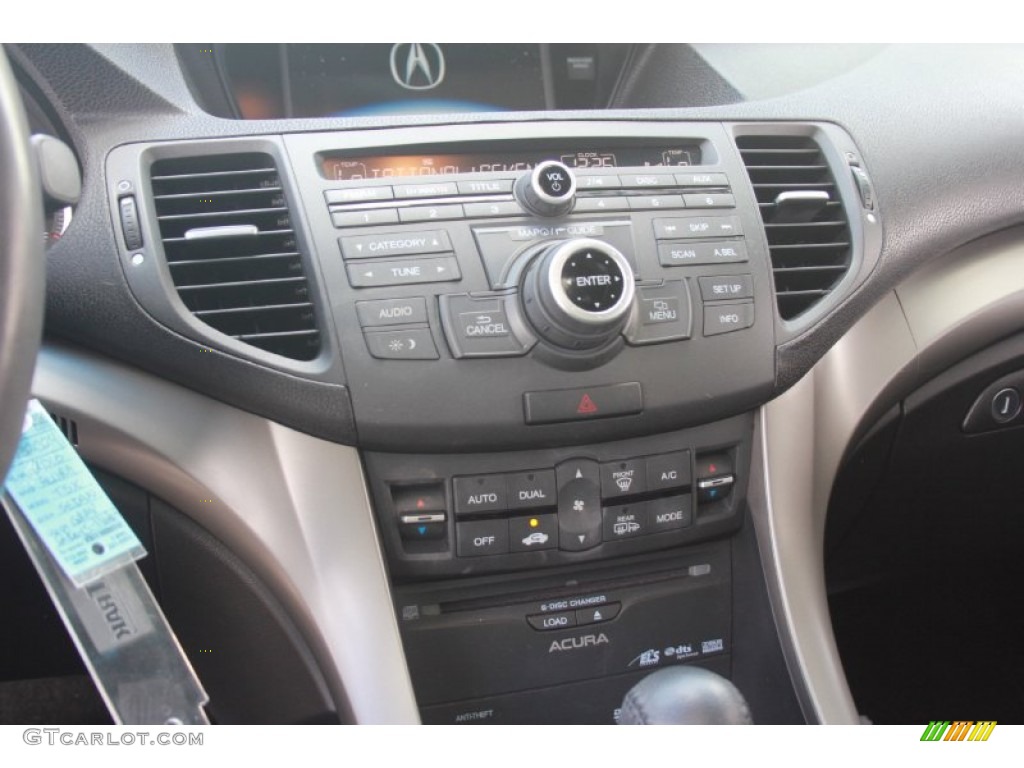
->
[32,342,420,724]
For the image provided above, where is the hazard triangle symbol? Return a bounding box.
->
[577,394,599,414]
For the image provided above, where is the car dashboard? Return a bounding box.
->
[5,43,1024,725]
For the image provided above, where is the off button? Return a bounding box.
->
[456,520,509,557]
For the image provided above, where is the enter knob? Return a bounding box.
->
[514,160,577,217]
[521,238,636,350]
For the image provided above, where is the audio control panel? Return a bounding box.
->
[285,123,775,451]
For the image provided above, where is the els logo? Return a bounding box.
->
[920,721,997,742]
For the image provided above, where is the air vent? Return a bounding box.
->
[48,411,78,446]
[736,135,852,320]
[150,153,321,361]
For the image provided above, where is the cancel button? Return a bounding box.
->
[460,309,511,338]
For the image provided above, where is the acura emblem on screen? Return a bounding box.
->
[390,43,446,91]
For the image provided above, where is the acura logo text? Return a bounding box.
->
[548,633,610,652]
[390,43,446,91]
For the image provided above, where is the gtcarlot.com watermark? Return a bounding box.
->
[23,728,204,747]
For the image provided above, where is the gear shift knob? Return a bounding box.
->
[619,666,752,725]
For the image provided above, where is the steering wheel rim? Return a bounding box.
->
[0,46,44,481]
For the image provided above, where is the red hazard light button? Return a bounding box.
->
[523,382,643,425]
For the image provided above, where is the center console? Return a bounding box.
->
[108,120,865,724]
[282,122,781,723]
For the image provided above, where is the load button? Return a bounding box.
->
[527,611,577,631]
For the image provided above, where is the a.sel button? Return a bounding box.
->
[658,240,748,267]
[704,302,754,336]
[456,519,509,557]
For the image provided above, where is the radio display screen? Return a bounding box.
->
[320,145,702,181]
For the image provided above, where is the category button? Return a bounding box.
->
[456,519,509,557]
[453,474,507,515]
[340,230,452,259]
[703,302,755,336]
[355,297,428,327]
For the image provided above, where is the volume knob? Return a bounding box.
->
[522,238,635,350]
[514,160,577,217]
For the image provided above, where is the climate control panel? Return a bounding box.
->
[365,412,752,580]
